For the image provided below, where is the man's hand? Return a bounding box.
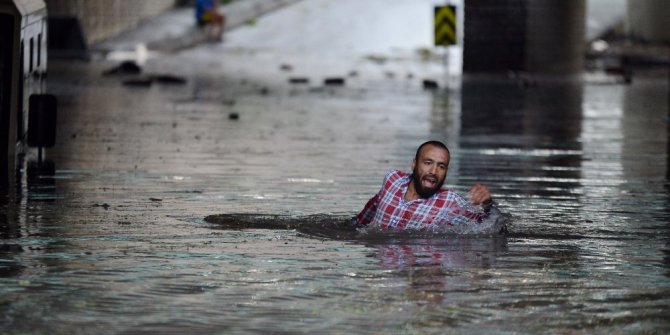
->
[468,183,492,206]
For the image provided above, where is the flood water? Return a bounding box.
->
[3,0,670,333]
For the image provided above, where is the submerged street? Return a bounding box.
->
[2,0,670,333]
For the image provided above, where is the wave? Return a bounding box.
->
[204,211,509,240]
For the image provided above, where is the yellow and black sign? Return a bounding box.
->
[434,5,457,46]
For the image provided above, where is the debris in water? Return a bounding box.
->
[149,198,162,202]
[121,74,186,87]
[93,203,111,210]
[289,77,309,84]
[229,112,239,120]
[324,77,345,86]
[422,79,439,90]
[122,77,153,87]
[153,74,187,85]
[103,60,142,75]
[280,64,293,71]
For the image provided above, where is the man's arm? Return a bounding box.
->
[442,184,496,225]
[353,170,402,228]
[352,192,380,227]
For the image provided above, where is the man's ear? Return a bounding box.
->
[411,159,416,171]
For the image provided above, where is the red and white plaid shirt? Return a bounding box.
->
[353,170,489,229]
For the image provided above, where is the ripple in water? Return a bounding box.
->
[204,209,510,240]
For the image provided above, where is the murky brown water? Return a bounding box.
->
[1,54,668,333]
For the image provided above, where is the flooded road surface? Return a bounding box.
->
[2,0,670,333]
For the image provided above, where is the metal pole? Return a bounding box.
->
[444,47,449,86]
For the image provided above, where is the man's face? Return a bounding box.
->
[411,145,449,198]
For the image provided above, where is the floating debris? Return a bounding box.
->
[422,79,439,90]
[121,74,187,87]
[122,77,153,87]
[324,77,345,86]
[103,60,142,75]
[289,77,309,84]
[280,64,293,71]
[153,74,187,85]
[229,112,239,120]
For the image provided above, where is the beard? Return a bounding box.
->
[411,167,445,199]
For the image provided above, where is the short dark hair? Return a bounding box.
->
[414,140,450,163]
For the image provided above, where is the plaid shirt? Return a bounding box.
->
[353,170,488,229]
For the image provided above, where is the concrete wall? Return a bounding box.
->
[464,0,586,75]
[526,0,585,74]
[463,0,527,73]
[626,0,670,43]
[46,0,177,45]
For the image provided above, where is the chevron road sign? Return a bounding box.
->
[434,5,457,47]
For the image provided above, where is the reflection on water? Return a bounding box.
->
[1,64,670,333]
[372,237,507,309]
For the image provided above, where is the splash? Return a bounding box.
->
[204,209,509,240]
[357,207,509,238]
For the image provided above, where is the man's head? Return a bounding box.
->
[411,141,450,198]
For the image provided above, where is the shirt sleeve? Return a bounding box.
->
[352,191,380,227]
[353,170,397,227]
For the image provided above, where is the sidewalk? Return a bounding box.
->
[95,0,301,53]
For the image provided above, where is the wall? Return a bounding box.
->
[463,0,527,73]
[47,0,177,45]
[463,0,586,75]
[525,0,585,74]
[626,0,670,43]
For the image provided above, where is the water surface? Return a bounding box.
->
[2,0,670,333]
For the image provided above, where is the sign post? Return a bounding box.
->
[434,5,457,85]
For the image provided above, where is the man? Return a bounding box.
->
[196,0,226,41]
[353,140,496,229]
